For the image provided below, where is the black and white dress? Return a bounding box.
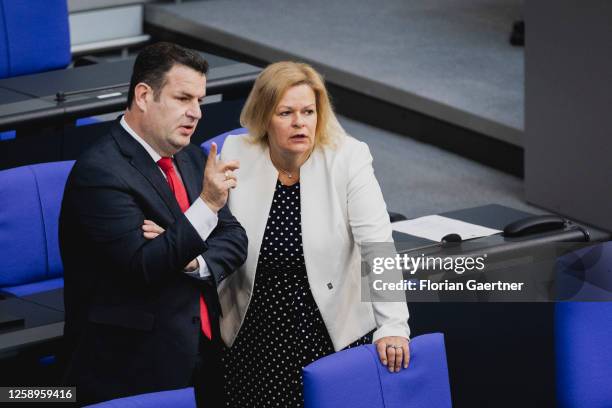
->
[223,180,372,407]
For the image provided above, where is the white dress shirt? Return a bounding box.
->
[120,116,217,279]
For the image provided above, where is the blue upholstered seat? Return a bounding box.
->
[303,333,452,408]
[0,130,17,141]
[555,242,612,407]
[0,0,71,79]
[0,161,74,296]
[200,127,248,156]
[0,0,73,141]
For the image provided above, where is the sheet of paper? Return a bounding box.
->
[392,215,501,242]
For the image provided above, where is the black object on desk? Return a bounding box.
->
[504,214,569,237]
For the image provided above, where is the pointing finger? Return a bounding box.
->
[206,142,218,170]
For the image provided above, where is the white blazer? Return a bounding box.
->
[219,133,410,351]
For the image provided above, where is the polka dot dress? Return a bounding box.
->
[223,180,372,407]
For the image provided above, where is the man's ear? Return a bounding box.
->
[133,82,152,112]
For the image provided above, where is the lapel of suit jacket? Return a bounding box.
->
[111,122,183,219]
[174,150,199,204]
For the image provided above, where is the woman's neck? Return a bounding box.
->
[269,146,312,184]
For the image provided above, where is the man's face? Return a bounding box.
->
[142,64,206,156]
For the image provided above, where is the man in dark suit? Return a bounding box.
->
[59,42,247,406]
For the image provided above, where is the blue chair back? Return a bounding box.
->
[555,241,612,407]
[1,130,17,140]
[303,333,452,408]
[0,161,74,296]
[84,387,196,408]
[0,0,71,78]
[200,127,247,156]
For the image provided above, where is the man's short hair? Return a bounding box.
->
[127,42,209,109]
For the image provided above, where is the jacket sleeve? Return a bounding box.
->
[194,140,248,286]
[345,140,411,342]
[61,163,207,287]
[200,202,248,286]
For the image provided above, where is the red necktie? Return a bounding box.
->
[157,157,212,340]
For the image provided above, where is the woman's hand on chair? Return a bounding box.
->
[375,336,410,373]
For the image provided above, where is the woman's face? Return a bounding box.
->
[267,84,317,157]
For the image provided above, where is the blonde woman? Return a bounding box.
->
[218,62,410,407]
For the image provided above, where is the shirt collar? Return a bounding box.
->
[120,115,165,163]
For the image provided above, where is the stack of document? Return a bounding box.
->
[392,215,501,242]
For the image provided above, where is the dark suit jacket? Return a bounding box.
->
[59,120,247,404]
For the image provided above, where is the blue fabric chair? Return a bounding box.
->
[84,387,196,408]
[0,161,74,296]
[200,127,248,156]
[0,0,73,140]
[555,242,612,408]
[0,0,71,78]
[1,130,17,141]
[303,333,451,408]
[76,117,101,127]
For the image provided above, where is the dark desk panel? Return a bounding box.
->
[0,52,241,98]
[0,296,64,356]
[0,86,59,132]
[0,88,32,104]
[0,61,133,98]
[0,53,259,131]
[23,289,64,313]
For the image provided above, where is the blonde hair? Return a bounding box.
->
[240,61,345,148]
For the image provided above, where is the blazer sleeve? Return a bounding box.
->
[200,203,248,286]
[61,162,209,287]
[346,140,411,342]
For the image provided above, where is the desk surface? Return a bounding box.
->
[393,203,608,249]
[0,52,240,98]
[0,59,133,98]
[22,289,64,313]
[393,204,534,248]
[0,52,260,130]
[0,88,32,104]
[0,294,64,356]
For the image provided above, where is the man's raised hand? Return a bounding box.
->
[200,142,239,213]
